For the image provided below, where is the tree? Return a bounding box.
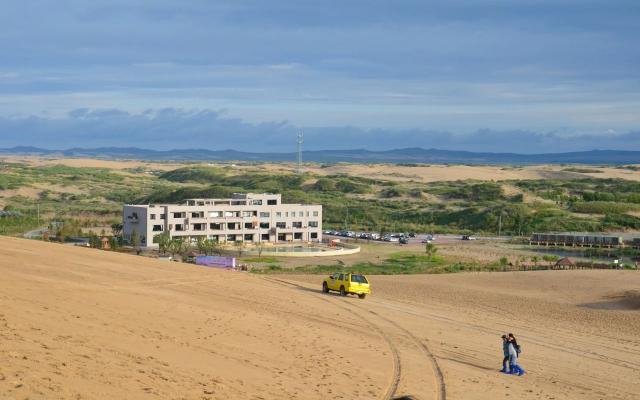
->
[256,242,265,259]
[531,256,540,266]
[168,238,189,259]
[425,243,437,258]
[111,223,123,238]
[89,233,100,249]
[234,240,244,257]
[207,238,221,255]
[499,256,508,268]
[196,236,208,255]
[154,232,171,255]
[130,228,140,253]
[109,236,119,250]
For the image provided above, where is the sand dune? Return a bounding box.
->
[2,237,640,399]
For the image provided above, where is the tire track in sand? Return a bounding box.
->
[264,277,447,400]
[264,277,401,400]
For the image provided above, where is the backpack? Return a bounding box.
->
[516,344,522,354]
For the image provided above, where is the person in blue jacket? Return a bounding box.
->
[500,335,510,373]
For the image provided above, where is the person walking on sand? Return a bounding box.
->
[500,335,510,373]
[508,335,525,376]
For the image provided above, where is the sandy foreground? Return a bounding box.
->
[1,237,640,400]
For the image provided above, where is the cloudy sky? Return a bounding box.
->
[1,0,638,153]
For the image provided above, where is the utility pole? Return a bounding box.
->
[296,131,304,174]
[344,207,349,230]
[37,202,40,227]
[498,209,503,237]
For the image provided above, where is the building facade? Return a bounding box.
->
[122,193,322,248]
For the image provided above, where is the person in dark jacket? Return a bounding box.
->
[500,335,511,373]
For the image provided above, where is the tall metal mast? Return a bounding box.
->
[296,131,304,174]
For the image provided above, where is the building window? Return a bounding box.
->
[276,212,282,217]
[294,232,303,240]
[260,212,270,218]
[306,211,309,217]
[298,211,304,217]
[276,222,286,229]
[309,221,318,227]
[152,225,163,231]
[242,211,255,217]
[313,211,319,217]
[285,212,288,217]
[252,200,262,205]
[244,234,253,241]
[228,222,239,230]
[192,223,205,231]
[160,214,166,219]
[210,223,224,230]
[261,233,270,241]
[311,232,318,239]
[191,212,204,218]
[267,199,277,205]
[292,221,302,228]
[209,211,223,218]
[150,214,156,220]
[278,233,286,241]
[260,222,270,229]
[244,222,253,229]
[172,212,185,218]
[227,234,237,242]
[175,224,184,231]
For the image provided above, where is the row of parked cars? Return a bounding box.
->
[324,230,431,244]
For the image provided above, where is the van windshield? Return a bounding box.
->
[351,274,368,284]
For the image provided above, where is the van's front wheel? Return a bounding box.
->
[340,286,346,296]
[358,293,366,299]
[322,282,329,293]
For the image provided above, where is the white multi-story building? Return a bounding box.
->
[122,193,322,248]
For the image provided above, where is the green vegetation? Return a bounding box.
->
[562,167,603,173]
[2,162,640,239]
[0,214,39,235]
[242,257,280,263]
[252,252,448,275]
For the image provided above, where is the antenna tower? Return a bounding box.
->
[296,131,304,174]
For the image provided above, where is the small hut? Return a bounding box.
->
[100,236,111,250]
[554,257,575,270]
[185,251,199,263]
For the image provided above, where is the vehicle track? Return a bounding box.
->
[264,277,448,400]
[362,307,446,400]
[264,277,402,400]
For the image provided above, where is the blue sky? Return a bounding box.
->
[0,0,638,152]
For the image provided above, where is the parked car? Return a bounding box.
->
[461,235,477,240]
[408,232,416,238]
[399,237,410,244]
[322,272,371,299]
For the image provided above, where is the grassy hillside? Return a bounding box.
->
[1,162,639,236]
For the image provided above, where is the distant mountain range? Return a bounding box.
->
[0,146,638,165]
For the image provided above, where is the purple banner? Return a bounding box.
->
[195,255,236,268]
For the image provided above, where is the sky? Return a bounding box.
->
[0,0,639,153]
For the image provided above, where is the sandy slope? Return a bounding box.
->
[0,238,390,399]
[2,237,640,399]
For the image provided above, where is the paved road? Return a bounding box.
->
[23,227,49,239]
